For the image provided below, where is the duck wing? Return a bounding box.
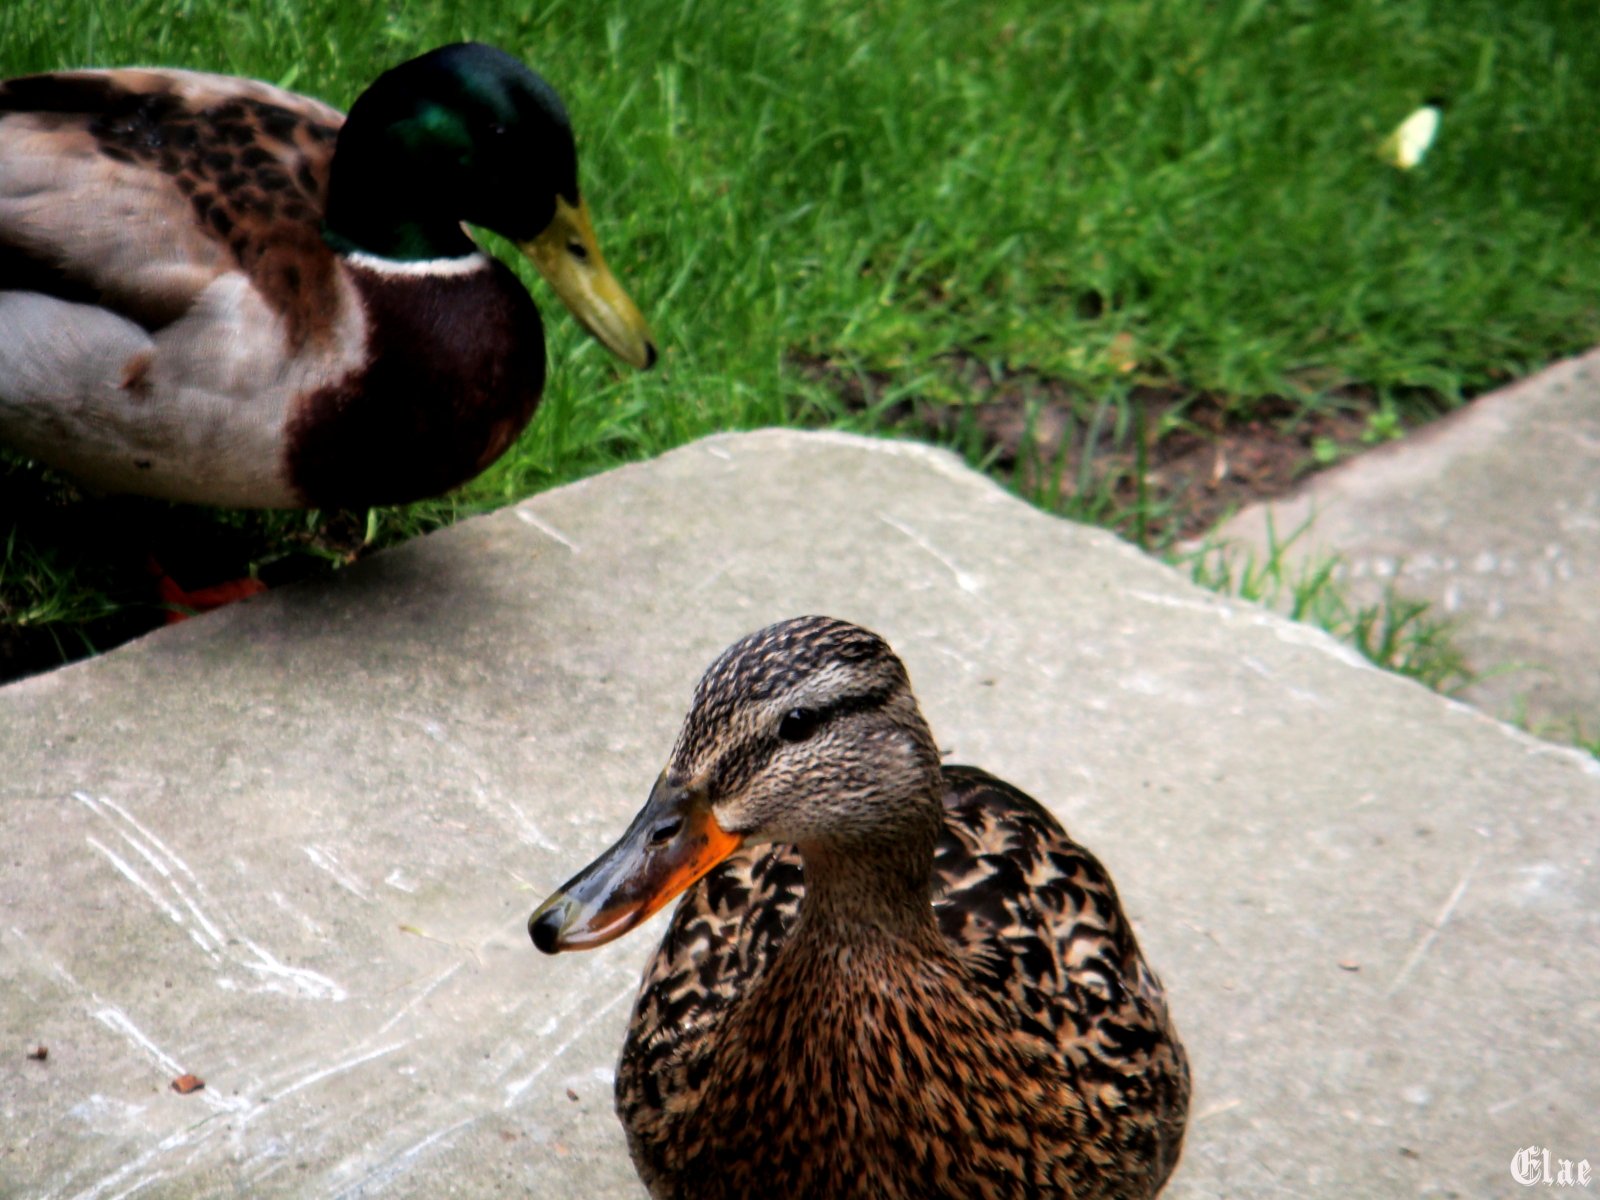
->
[934,764,1190,1191]
[0,67,341,331]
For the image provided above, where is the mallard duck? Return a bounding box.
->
[0,42,654,509]
[531,616,1190,1199]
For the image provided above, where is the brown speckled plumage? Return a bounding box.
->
[535,617,1189,1199]
[0,70,342,337]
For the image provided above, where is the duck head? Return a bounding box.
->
[530,616,944,953]
[325,42,656,368]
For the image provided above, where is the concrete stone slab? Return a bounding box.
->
[3,429,1597,1199]
[1208,349,1600,734]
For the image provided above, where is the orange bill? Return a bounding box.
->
[529,772,740,953]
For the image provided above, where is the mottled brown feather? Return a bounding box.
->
[0,69,341,345]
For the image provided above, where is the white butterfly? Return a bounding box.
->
[1379,102,1444,170]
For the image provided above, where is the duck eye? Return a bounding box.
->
[647,818,683,847]
[778,708,822,743]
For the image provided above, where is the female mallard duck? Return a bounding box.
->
[0,43,654,509]
[531,616,1190,1199]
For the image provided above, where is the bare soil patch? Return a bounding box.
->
[791,350,1388,542]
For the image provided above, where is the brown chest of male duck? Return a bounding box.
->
[533,616,1190,1199]
[0,43,654,509]
[284,254,547,508]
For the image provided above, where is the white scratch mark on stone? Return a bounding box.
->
[92,1006,186,1078]
[66,1124,209,1200]
[65,1093,147,1125]
[1238,656,1328,708]
[258,1039,408,1111]
[8,935,260,1193]
[73,794,346,1002]
[303,844,373,901]
[78,793,231,950]
[1386,851,1482,997]
[788,430,1017,505]
[331,1113,483,1199]
[514,508,580,552]
[89,1006,250,1117]
[101,816,179,881]
[77,794,234,957]
[106,826,230,953]
[164,880,228,950]
[84,838,198,942]
[1487,1082,1552,1117]
[373,964,463,1038]
[877,514,983,594]
[1119,672,1170,698]
[384,867,418,893]
[102,1171,163,1200]
[502,981,636,1107]
[239,1156,294,1188]
[233,934,347,1002]
[1509,862,1566,906]
[76,794,186,874]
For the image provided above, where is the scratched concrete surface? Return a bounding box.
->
[3,430,1598,1199]
[1209,347,1600,735]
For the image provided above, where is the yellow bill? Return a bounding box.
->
[520,195,657,369]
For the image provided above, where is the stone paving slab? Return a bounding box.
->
[1210,348,1600,735]
[3,430,1597,1198]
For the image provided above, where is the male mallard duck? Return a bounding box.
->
[0,43,654,509]
[531,616,1190,1199]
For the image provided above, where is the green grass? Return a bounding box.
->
[1178,523,1475,696]
[0,533,122,642]
[1182,529,1599,762]
[5,0,1600,676]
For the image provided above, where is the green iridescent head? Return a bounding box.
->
[326,43,655,368]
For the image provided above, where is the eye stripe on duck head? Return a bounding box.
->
[665,616,916,801]
[709,685,904,797]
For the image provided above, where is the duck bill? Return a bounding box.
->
[529,773,740,954]
[520,195,657,370]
